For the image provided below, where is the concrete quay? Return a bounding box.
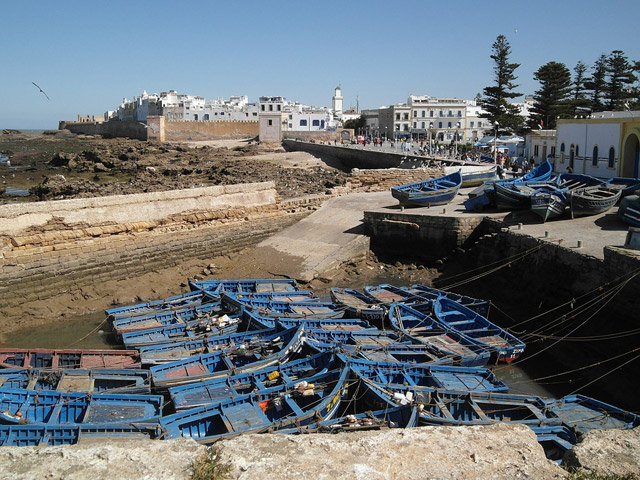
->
[247,186,636,284]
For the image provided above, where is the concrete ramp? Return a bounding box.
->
[250,192,391,282]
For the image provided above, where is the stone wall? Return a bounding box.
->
[348,167,444,192]
[364,211,483,261]
[59,120,148,141]
[0,183,324,308]
[164,121,258,141]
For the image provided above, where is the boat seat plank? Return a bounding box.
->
[56,375,92,392]
[223,403,270,431]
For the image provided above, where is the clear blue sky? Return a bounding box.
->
[2,0,639,129]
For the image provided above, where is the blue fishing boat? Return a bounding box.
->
[188,279,300,295]
[106,290,209,320]
[464,160,553,211]
[544,394,640,434]
[168,351,337,410]
[137,327,280,365]
[391,171,462,207]
[329,288,387,325]
[0,368,150,394]
[363,284,427,306]
[531,173,605,221]
[112,302,224,336]
[229,297,345,319]
[0,423,158,446]
[150,326,306,388]
[605,177,640,197]
[158,367,350,443]
[241,309,370,331]
[618,194,640,227]
[388,303,491,367]
[0,348,141,369]
[494,180,556,210]
[406,284,490,317]
[432,297,525,363]
[530,425,578,464]
[221,291,318,312]
[346,356,507,393]
[305,328,410,349]
[0,389,163,425]
[121,314,242,349]
[277,404,419,434]
[459,166,498,187]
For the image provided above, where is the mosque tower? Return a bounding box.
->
[332,86,343,119]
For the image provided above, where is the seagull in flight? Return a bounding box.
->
[32,82,50,100]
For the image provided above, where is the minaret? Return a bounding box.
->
[332,86,343,118]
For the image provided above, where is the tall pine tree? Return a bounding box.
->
[479,35,524,134]
[605,50,637,110]
[586,54,608,112]
[529,62,572,130]
[571,61,592,115]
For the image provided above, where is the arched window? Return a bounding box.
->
[575,145,580,158]
[592,146,598,166]
[609,147,615,168]
[570,144,575,167]
[560,142,565,162]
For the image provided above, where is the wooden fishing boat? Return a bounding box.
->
[346,356,507,393]
[605,177,640,197]
[221,291,318,312]
[568,185,622,218]
[112,302,224,336]
[618,194,640,227]
[406,284,490,317]
[0,389,163,425]
[0,368,150,394]
[530,173,606,221]
[363,284,427,306]
[361,384,560,427]
[0,423,158,446]
[388,303,491,367]
[432,297,525,363]
[137,327,280,365]
[168,350,337,410]
[158,367,350,443]
[459,166,498,187]
[150,326,306,388]
[231,297,345,319]
[0,349,141,369]
[391,171,462,207]
[188,279,300,295]
[544,394,640,434]
[305,328,410,350]
[329,288,387,325]
[106,290,209,321]
[464,160,553,212]
[241,309,370,331]
[494,180,555,210]
[277,404,419,434]
[121,314,242,349]
[530,425,578,464]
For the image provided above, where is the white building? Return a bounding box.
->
[525,130,557,166]
[555,111,640,178]
[332,86,343,118]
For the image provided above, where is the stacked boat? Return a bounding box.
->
[463,161,640,223]
[0,278,637,466]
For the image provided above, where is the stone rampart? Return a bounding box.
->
[164,121,258,141]
[0,183,325,308]
[60,120,148,141]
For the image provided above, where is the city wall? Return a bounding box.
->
[0,182,324,309]
[59,119,259,142]
[281,129,353,143]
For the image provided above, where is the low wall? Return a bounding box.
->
[59,120,148,141]
[348,167,443,192]
[0,183,325,309]
[164,121,258,141]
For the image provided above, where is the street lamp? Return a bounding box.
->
[493,121,499,164]
[428,122,433,155]
[455,121,461,158]
[384,126,387,142]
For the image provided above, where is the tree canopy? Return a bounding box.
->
[529,61,572,130]
[478,35,525,134]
